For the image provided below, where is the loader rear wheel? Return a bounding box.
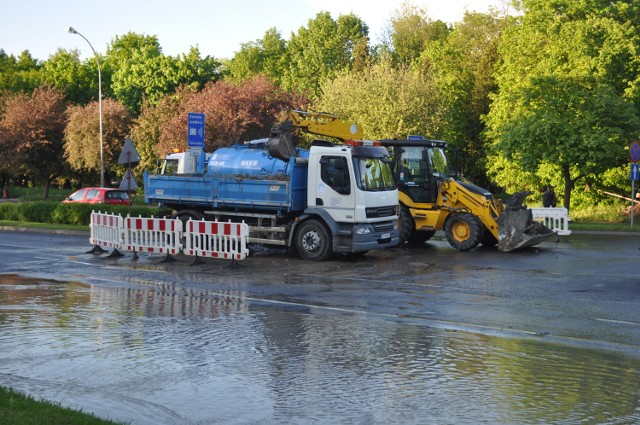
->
[398,205,435,245]
[444,213,482,251]
[295,219,332,261]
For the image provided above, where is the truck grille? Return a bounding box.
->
[366,205,398,218]
[373,222,395,233]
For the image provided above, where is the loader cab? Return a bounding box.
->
[386,140,451,204]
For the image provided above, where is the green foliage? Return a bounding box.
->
[0,50,42,94]
[0,202,19,220]
[315,60,443,140]
[50,202,95,225]
[17,201,58,222]
[384,2,451,66]
[41,49,103,105]
[107,33,221,114]
[485,0,640,210]
[0,386,126,425]
[283,12,369,98]
[225,28,287,85]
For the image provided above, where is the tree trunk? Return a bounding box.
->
[42,177,51,199]
[562,164,572,212]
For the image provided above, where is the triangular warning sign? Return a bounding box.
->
[118,137,141,164]
[119,169,139,191]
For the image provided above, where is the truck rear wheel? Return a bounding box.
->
[444,213,482,251]
[295,219,332,261]
[174,210,203,231]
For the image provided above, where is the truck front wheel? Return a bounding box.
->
[444,213,482,251]
[295,219,332,261]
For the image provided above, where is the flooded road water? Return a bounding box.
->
[1,269,639,424]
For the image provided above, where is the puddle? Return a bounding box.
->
[0,274,639,424]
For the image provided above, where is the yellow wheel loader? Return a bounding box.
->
[380,138,555,252]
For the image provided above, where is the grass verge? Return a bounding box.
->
[0,387,128,425]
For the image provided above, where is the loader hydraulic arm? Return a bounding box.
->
[267,109,363,161]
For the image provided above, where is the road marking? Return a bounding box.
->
[595,318,640,326]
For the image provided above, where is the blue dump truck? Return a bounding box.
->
[144,120,400,260]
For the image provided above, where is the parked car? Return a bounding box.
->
[63,187,132,206]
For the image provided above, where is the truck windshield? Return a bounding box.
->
[354,158,396,191]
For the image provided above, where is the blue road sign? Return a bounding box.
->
[187,113,205,147]
[631,163,640,181]
[631,141,640,163]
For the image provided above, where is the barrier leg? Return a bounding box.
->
[224,259,241,269]
[87,245,108,254]
[132,249,139,261]
[107,248,124,258]
[190,254,203,266]
[158,253,175,263]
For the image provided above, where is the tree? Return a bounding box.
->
[41,49,103,104]
[0,86,67,198]
[64,98,132,184]
[485,1,640,209]
[380,3,450,66]
[283,12,369,98]
[225,28,287,85]
[420,11,506,186]
[131,76,306,168]
[314,59,443,140]
[487,75,639,209]
[0,50,42,94]
[107,33,221,114]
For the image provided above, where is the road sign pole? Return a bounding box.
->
[632,179,635,228]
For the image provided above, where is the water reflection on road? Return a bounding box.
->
[1,275,639,425]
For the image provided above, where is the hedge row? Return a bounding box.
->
[0,201,168,226]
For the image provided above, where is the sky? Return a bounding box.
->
[2,0,510,61]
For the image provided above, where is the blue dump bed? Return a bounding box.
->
[144,143,310,214]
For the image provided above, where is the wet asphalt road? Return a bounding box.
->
[1,228,639,354]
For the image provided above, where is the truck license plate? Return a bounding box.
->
[381,232,390,239]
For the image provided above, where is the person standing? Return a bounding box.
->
[542,185,557,208]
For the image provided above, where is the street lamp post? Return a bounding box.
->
[67,26,105,188]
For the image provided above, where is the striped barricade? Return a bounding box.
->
[123,215,183,255]
[184,220,250,260]
[90,211,124,249]
[530,207,572,236]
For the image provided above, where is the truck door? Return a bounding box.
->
[316,155,356,221]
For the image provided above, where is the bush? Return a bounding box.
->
[0,202,20,221]
[16,201,59,223]
[51,203,95,225]
[1,201,166,226]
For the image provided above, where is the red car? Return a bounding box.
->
[63,187,132,206]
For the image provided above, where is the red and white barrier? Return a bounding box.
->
[89,212,250,261]
[184,219,249,260]
[531,207,572,236]
[123,216,183,255]
[90,212,124,249]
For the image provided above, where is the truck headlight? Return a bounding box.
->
[354,225,373,235]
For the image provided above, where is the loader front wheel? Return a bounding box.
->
[444,213,482,251]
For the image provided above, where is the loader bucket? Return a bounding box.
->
[267,120,297,162]
[497,208,556,252]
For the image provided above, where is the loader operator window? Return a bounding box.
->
[320,156,351,195]
[399,146,431,203]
